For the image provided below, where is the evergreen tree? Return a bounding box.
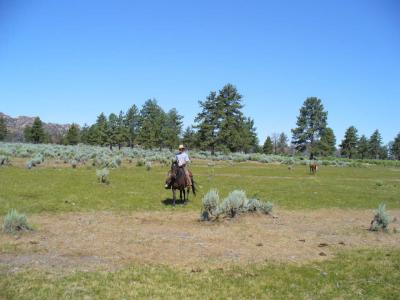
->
[195,84,258,154]
[107,113,119,150]
[138,99,166,149]
[317,127,336,156]
[115,111,129,149]
[65,123,80,145]
[291,97,328,158]
[216,84,246,152]
[240,117,259,153]
[390,133,400,160]
[276,132,288,154]
[379,145,388,160]
[86,125,101,145]
[357,135,369,159]
[25,117,46,144]
[182,126,197,149]
[263,136,273,154]
[194,91,220,154]
[80,124,90,144]
[163,108,183,150]
[369,129,382,159]
[95,113,108,146]
[340,126,358,158]
[125,104,140,148]
[0,116,7,141]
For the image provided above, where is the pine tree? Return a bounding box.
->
[357,135,369,159]
[216,84,246,152]
[317,127,336,156]
[125,104,140,148]
[194,91,220,154]
[138,99,166,149]
[240,117,259,153]
[263,137,273,154]
[25,117,46,144]
[107,113,117,149]
[379,145,388,160]
[369,130,382,159]
[340,126,358,159]
[115,111,129,149]
[163,108,183,150]
[0,116,7,141]
[276,133,288,154]
[291,97,328,158]
[194,84,257,154]
[95,113,108,146]
[390,133,400,160]
[182,126,197,149]
[65,123,80,145]
[80,124,90,144]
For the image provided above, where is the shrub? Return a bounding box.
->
[145,161,152,171]
[370,203,391,231]
[136,159,145,167]
[3,209,32,234]
[26,160,34,169]
[70,159,78,168]
[96,168,109,184]
[201,189,274,221]
[201,189,220,220]
[0,156,9,166]
[219,190,247,217]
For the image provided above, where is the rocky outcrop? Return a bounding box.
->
[0,112,70,143]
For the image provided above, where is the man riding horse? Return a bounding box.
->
[165,145,195,205]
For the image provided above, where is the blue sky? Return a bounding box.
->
[0,0,399,144]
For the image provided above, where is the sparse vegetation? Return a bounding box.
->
[201,189,273,220]
[2,209,32,234]
[370,203,391,231]
[96,168,109,184]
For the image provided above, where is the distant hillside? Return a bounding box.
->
[0,112,70,143]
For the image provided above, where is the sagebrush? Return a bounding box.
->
[3,209,32,234]
[201,189,273,221]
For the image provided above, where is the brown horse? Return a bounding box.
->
[309,161,318,174]
[165,162,196,206]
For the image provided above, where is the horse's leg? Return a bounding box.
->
[172,189,176,207]
[186,187,190,202]
[180,189,183,201]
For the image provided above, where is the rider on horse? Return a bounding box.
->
[175,144,192,187]
[164,144,192,188]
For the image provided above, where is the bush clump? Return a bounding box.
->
[3,209,32,234]
[201,189,220,220]
[96,168,109,184]
[145,161,152,171]
[370,203,391,231]
[136,159,145,167]
[201,189,273,221]
[0,156,9,166]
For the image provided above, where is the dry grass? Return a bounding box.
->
[1,209,399,273]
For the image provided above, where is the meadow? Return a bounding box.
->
[1,143,400,299]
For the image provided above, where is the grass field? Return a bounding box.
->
[1,161,399,214]
[1,160,400,299]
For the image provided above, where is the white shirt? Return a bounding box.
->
[176,151,190,167]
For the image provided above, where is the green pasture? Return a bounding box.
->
[1,249,399,299]
[1,161,400,299]
[0,161,399,214]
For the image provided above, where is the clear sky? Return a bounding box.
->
[0,0,399,144]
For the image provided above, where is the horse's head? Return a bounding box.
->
[165,162,178,188]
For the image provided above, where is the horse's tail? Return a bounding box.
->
[191,178,196,196]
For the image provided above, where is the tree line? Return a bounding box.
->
[0,84,399,160]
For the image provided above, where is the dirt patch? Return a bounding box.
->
[1,209,399,272]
